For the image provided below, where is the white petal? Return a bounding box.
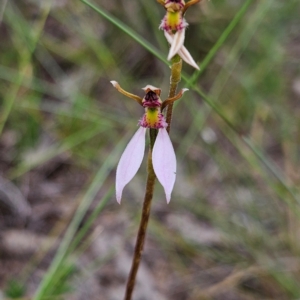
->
[168,29,185,60]
[164,31,199,70]
[164,30,174,44]
[116,127,146,203]
[178,46,200,70]
[152,128,176,203]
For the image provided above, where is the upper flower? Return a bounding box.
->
[111,81,188,203]
[158,0,201,69]
[159,0,187,32]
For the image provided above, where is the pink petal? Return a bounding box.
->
[152,128,176,203]
[164,31,199,70]
[116,127,146,203]
[168,29,185,60]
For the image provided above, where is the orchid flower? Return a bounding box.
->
[158,0,201,69]
[111,81,188,204]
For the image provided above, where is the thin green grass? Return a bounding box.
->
[32,132,130,300]
[0,2,52,136]
[80,0,168,64]
[76,1,299,297]
[179,0,274,155]
[1,0,299,299]
[8,125,110,179]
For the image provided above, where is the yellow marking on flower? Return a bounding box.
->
[166,11,181,30]
[146,108,160,128]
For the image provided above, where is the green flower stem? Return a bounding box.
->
[166,55,182,133]
[124,146,157,300]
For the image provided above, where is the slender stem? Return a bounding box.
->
[124,146,157,300]
[124,55,183,299]
[124,54,183,300]
[166,55,182,133]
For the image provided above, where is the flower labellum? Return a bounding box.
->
[111,81,188,203]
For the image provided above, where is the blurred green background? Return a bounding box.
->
[0,0,300,299]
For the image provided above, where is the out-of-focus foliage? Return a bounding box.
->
[0,0,300,299]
